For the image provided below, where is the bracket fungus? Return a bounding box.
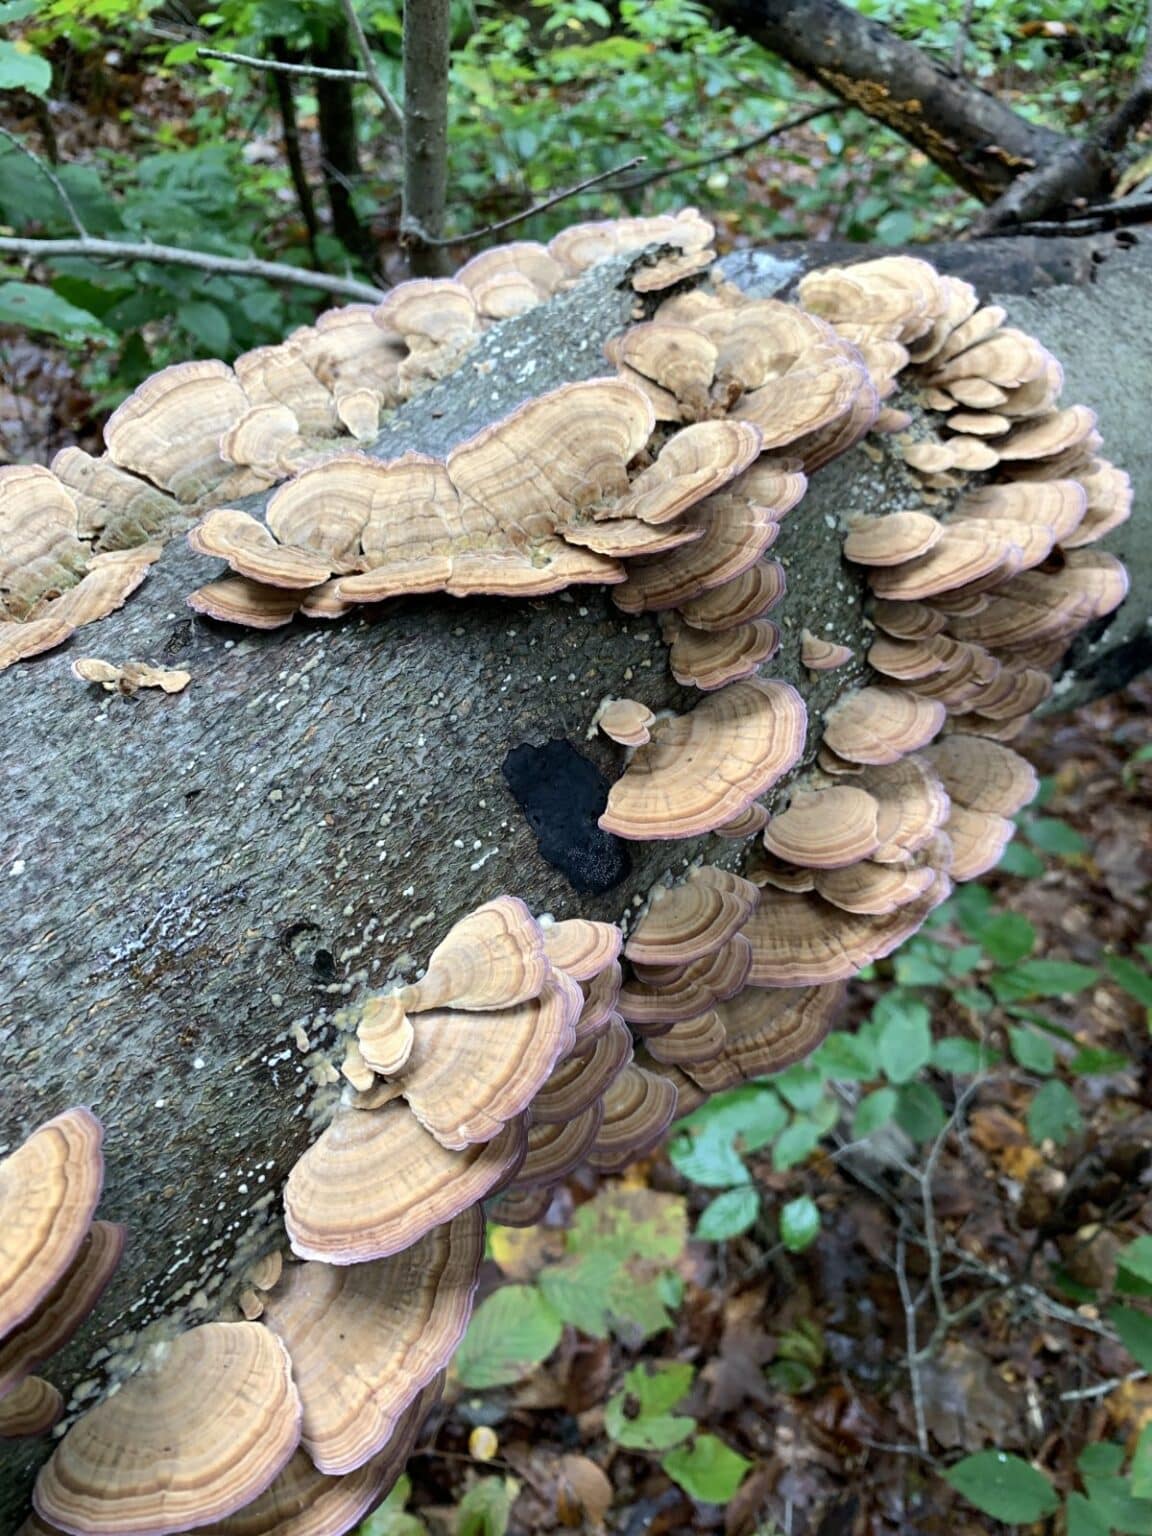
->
[5,233,1136,1534]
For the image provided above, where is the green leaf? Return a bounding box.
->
[932,1037,989,1073]
[1009,1024,1057,1074]
[1108,955,1152,1008]
[774,1063,827,1112]
[1133,1423,1152,1500]
[852,1087,898,1138]
[538,1249,617,1337]
[1109,1305,1152,1370]
[971,910,1036,966]
[1079,1444,1127,1476]
[1066,1491,1112,1536]
[1027,1079,1083,1145]
[604,1363,695,1451]
[1070,1046,1130,1074]
[1080,1474,1152,1534]
[357,1474,428,1535]
[0,282,112,342]
[772,1117,823,1171]
[874,996,933,1084]
[696,1186,759,1241]
[1025,816,1088,856]
[896,1081,947,1141]
[779,1195,820,1252]
[457,1478,513,1536]
[670,1086,786,1187]
[814,1031,877,1080]
[662,1435,752,1504]
[0,40,51,96]
[996,842,1046,877]
[563,1187,687,1340]
[1118,1237,1152,1286]
[178,299,232,356]
[942,1452,1058,1522]
[893,949,949,986]
[455,1285,563,1388]
[990,958,1099,1003]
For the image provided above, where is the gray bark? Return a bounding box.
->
[0,235,1148,1524]
[402,0,452,276]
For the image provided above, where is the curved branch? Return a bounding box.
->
[0,235,387,302]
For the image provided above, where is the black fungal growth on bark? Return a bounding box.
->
[501,739,632,895]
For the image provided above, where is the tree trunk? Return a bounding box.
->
[706,0,1085,205]
[313,22,374,268]
[0,233,1148,1525]
[402,0,452,277]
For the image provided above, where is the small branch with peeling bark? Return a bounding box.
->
[0,235,387,302]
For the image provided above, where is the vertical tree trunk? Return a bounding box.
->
[313,21,374,268]
[403,0,452,277]
[269,39,321,265]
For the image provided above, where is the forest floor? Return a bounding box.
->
[405,682,1152,1536]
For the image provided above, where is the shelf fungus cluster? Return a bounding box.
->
[6,236,1133,1534]
[0,1110,122,1444]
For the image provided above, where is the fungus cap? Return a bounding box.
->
[685,984,845,1092]
[800,631,854,671]
[761,786,881,870]
[530,1016,633,1123]
[541,919,622,982]
[585,1066,678,1172]
[599,678,807,840]
[595,698,656,748]
[398,974,581,1148]
[284,1104,525,1262]
[822,687,946,767]
[260,1208,482,1476]
[0,1108,104,1343]
[0,1376,63,1439]
[399,896,550,1014]
[624,866,758,968]
[33,1322,302,1536]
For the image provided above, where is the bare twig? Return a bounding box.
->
[1060,1369,1148,1402]
[606,104,841,194]
[895,1231,930,1454]
[337,0,403,133]
[919,1079,981,1327]
[197,47,368,81]
[402,156,645,249]
[0,236,387,302]
[0,126,89,238]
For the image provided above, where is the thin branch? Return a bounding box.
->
[197,47,368,81]
[337,0,404,133]
[0,235,387,302]
[1060,1369,1148,1403]
[402,156,645,249]
[0,126,89,238]
[895,1231,930,1455]
[1098,0,1152,152]
[607,103,842,193]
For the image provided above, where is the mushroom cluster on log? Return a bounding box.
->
[0,216,1131,1532]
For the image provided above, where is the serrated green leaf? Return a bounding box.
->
[779,1195,820,1252]
[1027,1079,1083,1145]
[932,1037,989,1073]
[455,1285,563,1388]
[874,996,932,1084]
[772,1117,823,1171]
[852,1087,898,1138]
[895,1081,946,1141]
[538,1249,618,1337]
[942,1452,1058,1522]
[605,1363,695,1451]
[971,910,1036,965]
[0,40,51,96]
[1009,1024,1057,1074]
[696,1185,759,1241]
[662,1435,752,1504]
[814,1031,877,1080]
[1109,1305,1152,1370]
